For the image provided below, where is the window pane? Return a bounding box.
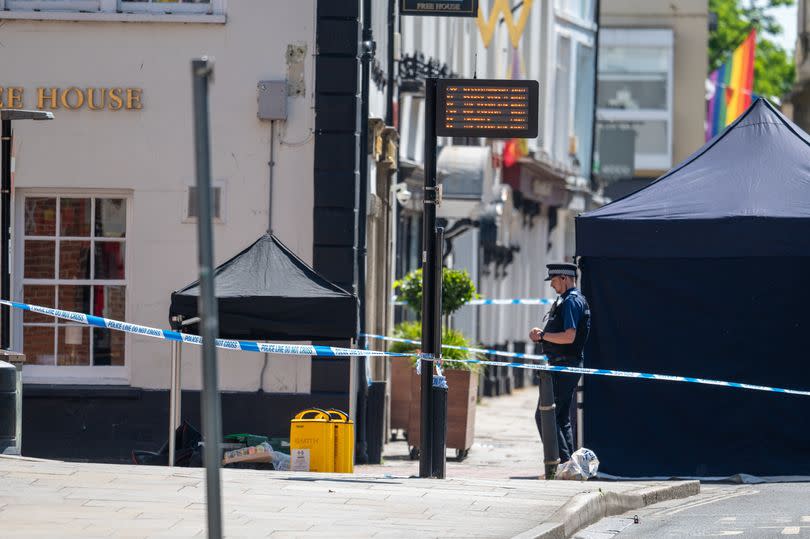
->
[124,0,210,3]
[92,285,125,365]
[23,285,55,323]
[187,186,221,219]
[598,77,667,110]
[60,198,91,237]
[23,326,55,366]
[94,199,126,238]
[24,198,56,236]
[597,120,669,156]
[92,285,125,319]
[600,46,668,74]
[57,325,90,366]
[24,240,55,278]
[93,329,125,366]
[94,242,125,279]
[633,120,668,155]
[59,240,91,279]
[58,285,91,319]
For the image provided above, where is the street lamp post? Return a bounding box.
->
[1,110,54,351]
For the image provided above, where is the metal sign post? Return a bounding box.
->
[430,227,446,479]
[0,109,53,350]
[191,57,224,539]
[419,78,439,479]
[417,77,540,479]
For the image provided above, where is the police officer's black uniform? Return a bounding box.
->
[535,263,590,463]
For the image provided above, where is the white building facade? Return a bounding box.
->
[395,0,599,369]
[1,0,389,460]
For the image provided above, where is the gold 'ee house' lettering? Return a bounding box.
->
[0,87,25,109]
[32,87,144,111]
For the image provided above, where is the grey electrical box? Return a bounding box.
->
[257,80,287,120]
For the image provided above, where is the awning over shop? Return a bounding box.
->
[169,233,357,341]
[437,145,493,199]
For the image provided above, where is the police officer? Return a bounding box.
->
[529,262,590,464]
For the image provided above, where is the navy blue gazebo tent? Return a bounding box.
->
[576,99,810,477]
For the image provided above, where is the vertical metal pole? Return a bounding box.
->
[174,343,182,428]
[1,120,12,350]
[355,0,374,466]
[169,339,178,467]
[430,227,446,479]
[539,372,560,479]
[576,380,584,450]
[168,314,183,467]
[588,0,601,191]
[191,57,223,539]
[419,78,438,478]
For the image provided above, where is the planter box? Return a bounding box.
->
[390,358,413,432]
[407,368,478,455]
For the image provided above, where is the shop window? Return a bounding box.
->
[21,196,127,367]
[595,28,673,175]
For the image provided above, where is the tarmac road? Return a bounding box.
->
[576,483,810,538]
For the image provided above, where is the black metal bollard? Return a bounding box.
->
[538,372,560,479]
[366,381,387,464]
[430,374,448,479]
[0,361,16,454]
[512,342,526,389]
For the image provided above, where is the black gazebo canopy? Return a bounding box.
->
[576,99,810,477]
[170,233,357,341]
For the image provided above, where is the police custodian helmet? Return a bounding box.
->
[544,262,578,281]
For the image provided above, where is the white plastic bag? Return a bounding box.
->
[271,450,291,471]
[556,448,599,480]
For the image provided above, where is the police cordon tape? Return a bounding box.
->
[362,332,810,397]
[361,332,548,362]
[4,299,810,398]
[0,300,417,360]
[393,297,556,306]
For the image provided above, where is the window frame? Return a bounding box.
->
[4,0,99,10]
[182,178,226,224]
[13,191,132,385]
[596,28,674,172]
[0,0,225,20]
[118,0,215,15]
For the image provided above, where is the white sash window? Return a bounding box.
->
[15,194,130,384]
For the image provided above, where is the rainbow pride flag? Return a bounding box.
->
[706,29,756,141]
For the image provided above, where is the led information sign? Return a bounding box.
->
[436,79,539,139]
[400,0,478,17]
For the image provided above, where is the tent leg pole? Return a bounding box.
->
[175,342,182,427]
[169,339,180,467]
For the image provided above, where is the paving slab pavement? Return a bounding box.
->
[0,388,699,537]
[0,455,696,538]
[357,384,548,480]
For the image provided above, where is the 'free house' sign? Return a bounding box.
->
[436,79,539,139]
[400,0,478,17]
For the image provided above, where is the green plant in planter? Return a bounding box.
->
[389,320,483,373]
[393,267,477,317]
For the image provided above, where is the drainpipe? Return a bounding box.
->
[356,0,375,464]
